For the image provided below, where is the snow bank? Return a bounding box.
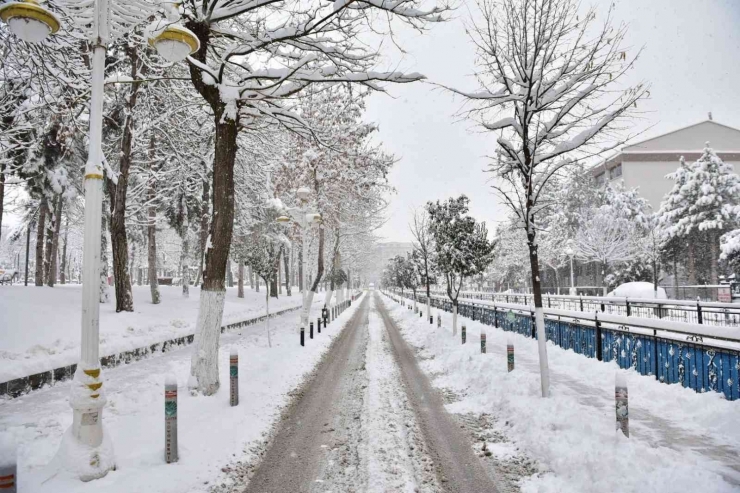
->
[0,293,366,492]
[382,293,740,493]
[0,285,323,383]
[607,282,667,299]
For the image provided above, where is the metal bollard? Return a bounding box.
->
[419,311,422,318]
[462,325,466,344]
[616,373,629,437]
[230,348,239,407]
[310,322,314,339]
[317,317,322,334]
[507,340,514,372]
[430,315,433,325]
[0,445,16,493]
[301,326,305,346]
[165,376,178,463]
[481,332,487,354]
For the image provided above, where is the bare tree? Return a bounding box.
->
[410,209,436,321]
[448,0,648,397]
[574,212,641,294]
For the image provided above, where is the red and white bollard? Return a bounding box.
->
[230,348,239,407]
[164,375,178,463]
[0,439,16,493]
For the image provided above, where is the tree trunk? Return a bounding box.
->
[298,246,303,292]
[43,196,57,285]
[147,152,160,305]
[278,248,283,295]
[710,231,719,284]
[302,217,324,328]
[195,160,210,287]
[107,44,141,313]
[189,104,238,396]
[47,195,63,286]
[248,264,254,289]
[60,220,68,284]
[25,225,31,286]
[687,239,697,285]
[237,260,244,298]
[181,219,191,298]
[270,261,279,298]
[265,278,272,348]
[35,196,47,286]
[283,246,291,296]
[0,163,5,241]
[526,211,550,398]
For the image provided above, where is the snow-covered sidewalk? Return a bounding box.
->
[0,284,322,382]
[0,292,363,492]
[382,293,740,493]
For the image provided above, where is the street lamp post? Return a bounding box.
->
[1,0,199,481]
[565,245,576,296]
[277,187,319,329]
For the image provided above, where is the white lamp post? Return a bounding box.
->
[565,244,576,296]
[1,0,199,481]
[277,189,319,329]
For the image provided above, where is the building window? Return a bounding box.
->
[595,172,605,184]
[609,164,622,180]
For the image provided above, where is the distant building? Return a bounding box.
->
[368,241,414,285]
[590,120,740,211]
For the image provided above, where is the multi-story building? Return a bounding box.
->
[590,119,740,211]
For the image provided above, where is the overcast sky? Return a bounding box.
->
[366,0,740,243]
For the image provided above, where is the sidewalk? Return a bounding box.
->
[384,295,740,493]
[0,293,364,492]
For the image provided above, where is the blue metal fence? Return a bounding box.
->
[389,291,740,401]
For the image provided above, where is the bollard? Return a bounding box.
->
[430,315,433,325]
[310,322,314,339]
[419,311,422,318]
[462,325,466,344]
[507,340,514,372]
[301,326,305,346]
[437,314,441,328]
[481,332,487,354]
[230,348,239,407]
[615,373,629,437]
[318,317,322,334]
[165,375,178,463]
[0,443,16,493]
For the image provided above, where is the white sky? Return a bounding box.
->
[366,0,740,242]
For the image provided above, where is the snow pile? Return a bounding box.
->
[384,294,740,493]
[0,285,324,383]
[607,282,667,299]
[0,293,365,492]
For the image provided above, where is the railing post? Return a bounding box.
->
[530,310,536,339]
[494,304,498,328]
[652,329,659,380]
[547,295,551,308]
[625,298,631,317]
[579,295,584,312]
[697,301,703,324]
[595,313,603,362]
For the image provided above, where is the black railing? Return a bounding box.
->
[424,290,740,327]
[386,289,740,402]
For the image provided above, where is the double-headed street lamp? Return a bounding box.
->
[276,187,320,330]
[1,0,199,481]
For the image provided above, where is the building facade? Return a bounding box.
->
[590,120,740,211]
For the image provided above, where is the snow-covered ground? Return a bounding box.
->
[0,284,323,382]
[0,292,364,492]
[382,293,740,493]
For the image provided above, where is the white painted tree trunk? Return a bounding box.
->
[426,298,430,321]
[181,225,190,298]
[534,307,550,397]
[265,286,271,348]
[237,261,244,298]
[452,304,458,336]
[189,290,226,395]
[325,289,334,308]
[301,289,315,331]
